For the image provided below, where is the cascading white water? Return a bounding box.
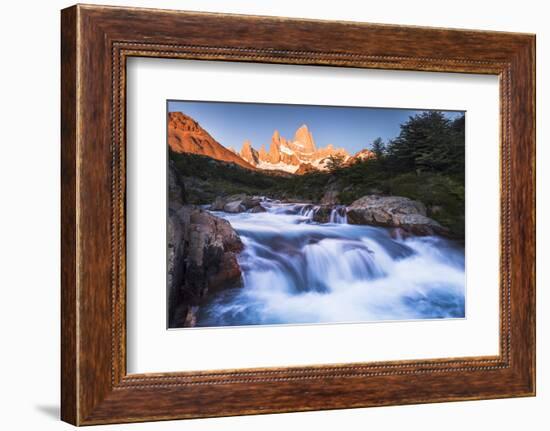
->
[329,206,348,224]
[197,201,465,327]
[298,204,347,224]
[298,204,317,219]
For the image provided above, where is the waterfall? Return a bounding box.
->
[298,204,318,220]
[200,201,465,327]
[297,204,348,224]
[329,206,348,224]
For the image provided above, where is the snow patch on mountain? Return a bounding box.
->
[238,124,376,174]
[279,145,294,155]
[257,161,300,173]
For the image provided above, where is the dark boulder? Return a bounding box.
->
[210,194,264,213]
[167,205,244,328]
[311,206,333,223]
[248,204,267,213]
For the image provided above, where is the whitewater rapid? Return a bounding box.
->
[196,201,465,327]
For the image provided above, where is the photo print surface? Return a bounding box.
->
[167,100,466,329]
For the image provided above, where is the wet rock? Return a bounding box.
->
[167,209,186,318]
[398,214,448,236]
[208,252,242,289]
[224,200,246,213]
[311,206,332,223]
[347,195,448,236]
[310,205,348,223]
[167,205,244,328]
[210,196,226,211]
[242,195,263,208]
[248,204,267,213]
[210,194,264,213]
[390,227,412,240]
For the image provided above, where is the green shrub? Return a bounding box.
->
[169,110,465,239]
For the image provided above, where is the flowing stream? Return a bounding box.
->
[197,200,465,327]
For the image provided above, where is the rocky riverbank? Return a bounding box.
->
[168,157,451,328]
[347,195,448,237]
[192,199,465,327]
[168,164,245,328]
[207,193,448,237]
[210,194,267,213]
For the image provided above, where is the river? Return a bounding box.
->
[196,200,465,327]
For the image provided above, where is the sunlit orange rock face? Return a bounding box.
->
[168,112,256,170]
[253,124,352,172]
[293,124,317,154]
[239,140,259,165]
[168,112,376,174]
[352,148,376,162]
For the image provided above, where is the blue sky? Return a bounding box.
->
[168,100,464,154]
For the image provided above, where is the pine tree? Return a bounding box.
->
[385,111,465,175]
[371,137,385,159]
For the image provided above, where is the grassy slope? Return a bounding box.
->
[170,151,464,240]
[170,151,291,203]
[280,160,465,239]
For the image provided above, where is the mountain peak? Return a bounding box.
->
[167,112,255,170]
[169,113,375,176]
[293,124,316,153]
[240,140,259,165]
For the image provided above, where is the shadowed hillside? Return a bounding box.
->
[169,111,465,239]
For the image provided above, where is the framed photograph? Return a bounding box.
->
[61,4,536,425]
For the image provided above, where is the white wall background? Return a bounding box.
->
[0,0,546,429]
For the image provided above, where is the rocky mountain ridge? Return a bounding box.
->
[168,111,375,174]
[240,124,375,173]
[168,112,256,170]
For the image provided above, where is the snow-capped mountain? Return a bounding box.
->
[240,124,358,173]
[168,112,375,174]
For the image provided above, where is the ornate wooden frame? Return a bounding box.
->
[61,4,536,426]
